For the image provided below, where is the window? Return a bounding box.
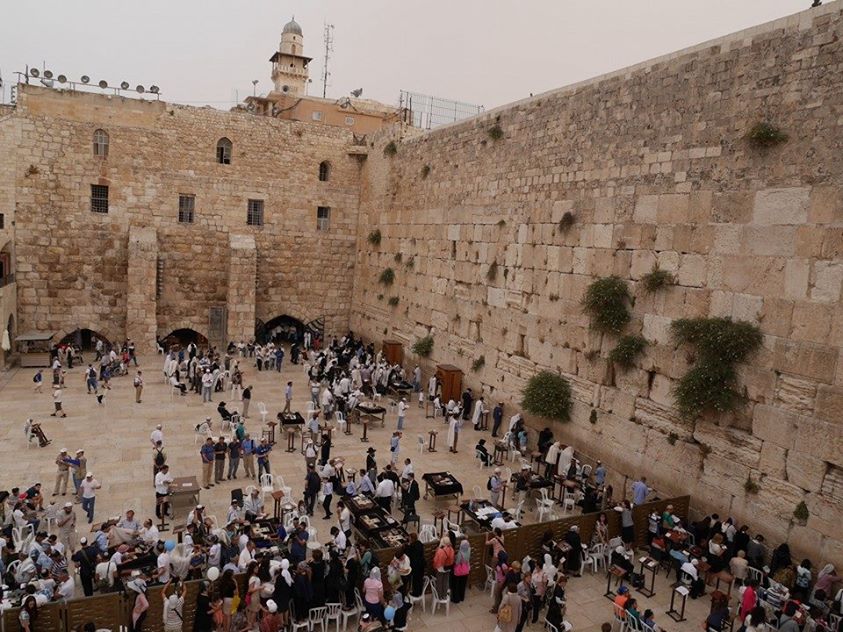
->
[90,185,109,213]
[93,129,109,157]
[178,194,195,224]
[316,206,331,231]
[247,199,264,226]
[318,161,331,182]
[344,116,355,126]
[0,213,4,230]
[311,111,323,121]
[216,137,232,164]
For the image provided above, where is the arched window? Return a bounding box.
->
[318,161,331,182]
[93,129,109,157]
[216,137,232,164]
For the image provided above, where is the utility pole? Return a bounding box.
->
[321,22,334,98]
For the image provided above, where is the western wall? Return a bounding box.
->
[350,4,843,565]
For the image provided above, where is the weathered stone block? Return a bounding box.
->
[758,442,787,479]
[815,385,843,423]
[786,451,827,493]
[753,187,810,225]
[772,339,838,383]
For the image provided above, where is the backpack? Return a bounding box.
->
[487,476,496,491]
[154,450,166,468]
[33,374,39,383]
[498,602,513,624]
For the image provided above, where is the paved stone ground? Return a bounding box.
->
[0,353,718,631]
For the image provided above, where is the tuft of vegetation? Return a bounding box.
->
[582,276,631,334]
[548,294,559,302]
[405,257,414,270]
[488,125,504,141]
[641,267,675,293]
[471,355,486,372]
[379,268,395,286]
[412,335,434,358]
[583,349,598,361]
[421,164,431,179]
[744,476,760,494]
[589,409,598,425]
[394,252,403,263]
[522,371,573,423]
[487,261,499,281]
[376,294,384,301]
[558,211,575,233]
[793,501,809,522]
[608,335,647,369]
[699,444,712,458]
[383,141,398,157]
[367,229,382,246]
[497,219,506,227]
[667,432,679,445]
[387,296,400,307]
[746,121,789,148]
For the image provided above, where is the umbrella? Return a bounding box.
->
[1,329,10,352]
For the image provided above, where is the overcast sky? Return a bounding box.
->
[0,0,820,111]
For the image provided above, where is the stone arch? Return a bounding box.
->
[58,327,114,351]
[160,328,208,348]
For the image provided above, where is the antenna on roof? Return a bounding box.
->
[321,22,334,99]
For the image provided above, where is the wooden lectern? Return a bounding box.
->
[436,364,463,402]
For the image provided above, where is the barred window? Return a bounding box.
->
[316,206,331,231]
[90,185,109,213]
[247,199,264,226]
[93,129,109,157]
[318,161,331,182]
[216,137,232,164]
[178,195,195,224]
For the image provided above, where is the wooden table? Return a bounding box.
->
[265,421,278,445]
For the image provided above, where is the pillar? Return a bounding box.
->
[227,233,257,343]
[126,226,158,350]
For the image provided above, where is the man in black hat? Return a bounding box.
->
[304,464,320,517]
[366,447,377,485]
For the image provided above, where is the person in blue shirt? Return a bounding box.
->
[491,402,504,437]
[200,439,215,489]
[632,477,651,505]
[289,522,308,565]
[255,438,272,480]
[241,434,257,480]
[594,461,606,486]
[275,347,284,372]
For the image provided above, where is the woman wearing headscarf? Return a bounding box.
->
[406,532,426,597]
[545,573,568,630]
[292,561,313,623]
[260,599,283,632]
[363,567,386,622]
[451,539,471,603]
[563,526,583,576]
[345,546,362,607]
[432,535,455,599]
[491,550,510,614]
[391,587,412,629]
[815,564,841,596]
[272,559,293,628]
[128,577,150,632]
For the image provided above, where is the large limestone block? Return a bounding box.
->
[702,453,751,497]
[786,451,827,493]
[806,493,843,540]
[758,442,787,479]
[633,195,658,224]
[811,261,843,303]
[677,254,706,287]
[642,314,672,345]
[791,417,843,468]
[815,385,843,423]
[752,404,801,449]
[772,339,838,383]
[753,187,810,225]
[693,421,762,469]
[808,185,843,224]
[774,374,818,414]
[783,259,810,299]
[790,302,833,344]
[743,226,797,257]
[634,397,694,439]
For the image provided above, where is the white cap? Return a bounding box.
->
[60,448,68,453]
[266,599,278,613]
[86,472,93,478]
[64,502,73,508]
[156,424,162,429]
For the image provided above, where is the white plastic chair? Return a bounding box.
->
[537,488,556,521]
[562,491,577,514]
[408,576,430,613]
[290,614,310,632]
[24,420,38,448]
[419,524,437,544]
[511,500,525,523]
[586,543,605,573]
[472,485,483,501]
[484,565,495,596]
[417,435,425,454]
[194,423,211,444]
[13,524,34,551]
[581,464,593,479]
[612,602,628,632]
[325,603,342,632]
[335,411,347,434]
[545,622,560,632]
[257,402,268,424]
[429,579,450,616]
[309,606,328,632]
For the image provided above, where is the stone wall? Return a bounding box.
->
[350,4,843,565]
[4,85,362,345]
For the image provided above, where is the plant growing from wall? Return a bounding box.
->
[497,219,506,227]
[641,266,675,293]
[487,261,499,281]
[608,334,648,369]
[671,317,763,418]
[376,294,384,301]
[582,276,631,334]
[589,409,598,425]
[667,432,679,445]
[746,121,788,148]
[379,268,395,286]
[412,335,434,358]
[793,501,809,523]
[405,257,414,270]
[488,125,504,141]
[367,229,382,246]
[383,141,398,157]
[394,252,403,263]
[744,476,760,494]
[471,355,486,372]
[421,164,431,179]
[558,211,575,233]
[522,371,572,422]
[387,296,400,307]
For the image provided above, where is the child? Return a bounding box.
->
[51,386,67,418]
[518,428,528,453]
[33,370,44,393]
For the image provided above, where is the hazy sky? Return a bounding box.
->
[0,0,820,111]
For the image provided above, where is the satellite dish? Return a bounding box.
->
[98,80,108,89]
[81,75,90,84]
[43,70,53,79]
[120,81,130,90]
[281,85,289,93]
[350,88,363,98]
[30,68,40,78]
[57,75,67,84]
[136,85,145,94]
[149,85,159,94]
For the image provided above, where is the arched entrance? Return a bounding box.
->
[161,328,208,348]
[256,315,310,345]
[59,328,111,351]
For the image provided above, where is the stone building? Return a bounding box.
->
[1,4,842,565]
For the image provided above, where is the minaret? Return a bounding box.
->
[269,17,311,96]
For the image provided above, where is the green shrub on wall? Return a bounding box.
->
[671,317,762,418]
[522,370,572,423]
[746,121,788,148]
[379,268,395,286]
[582,276,631,334]
[383,141,398,157]
[608,334,647,369]
[412,335,434,357]
[471,355,486,372]
[641,267,675,293]
[367,229,382,246]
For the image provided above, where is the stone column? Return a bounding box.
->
[126,226,158,350]
[227,233,256,343]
